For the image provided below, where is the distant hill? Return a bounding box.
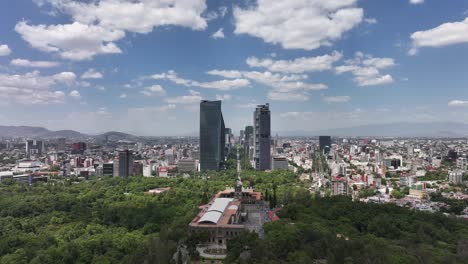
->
[278,122,468,138]
[0,125,139,141]
[41,130,89,140]
[0,125,51,138]
[94,131,139,142]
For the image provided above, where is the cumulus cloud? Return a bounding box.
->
[0,44,11,56]
[206,70,243,79]
[234,0,363,50]
[15,21,124,60]
[165,90,202,104]
[69,90,81,99]
[364,18,378,24]
[448,100,468,107]
[409,17,468,55]
[141,85,166,96]
[409,0,424,4]
[151,70,250,90]
[81,68,103,79]
[322,95,351,103]
[335,52,395,86]
[208,69,326,100]
[119,93,127,98]
[10,58,60,68]
[268,91,309,102]
[47,0,207,33]
[246,51,342,73]
[212,28,225,39]
[215,94,232,101]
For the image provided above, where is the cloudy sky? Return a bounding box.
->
[0,0,468,136]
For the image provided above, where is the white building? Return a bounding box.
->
[271,156,288,170]
[448,170,463,185]
[457,157,467,170]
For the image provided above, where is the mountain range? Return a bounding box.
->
[0,126,138,141]
[1,122,468,139]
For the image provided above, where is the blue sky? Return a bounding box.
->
[0,0,468,136]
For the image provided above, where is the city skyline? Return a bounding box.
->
[1,1,468,135]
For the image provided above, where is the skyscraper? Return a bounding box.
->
[26,140,44,156]
[200,100,225,171]
[118,150,134,177]
[253,103,271,170]
[244,125,254,161]
[319,136,331,154]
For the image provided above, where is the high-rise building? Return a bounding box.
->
[57,138,66,151]
[239,130,244,144]
[103,163,114,176]
[319,136,331,154]
[71,142,86,154]
[253,103,271,170]
[133,161,143,176]
[199,100,225,171]
[118,150,134,177]
[26,140,44,156]
[244,126,254,160]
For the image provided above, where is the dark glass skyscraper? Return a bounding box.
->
[118,150,134,177]
[200,100,225,171]
[254,103,271,170]
[319,136,331,154]
[244,125,254,160]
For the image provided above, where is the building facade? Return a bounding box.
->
[199,100,225,171]
[253,104,271,171]
[118,150,134,177]
[319,136,331,154]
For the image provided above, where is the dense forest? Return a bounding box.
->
[226,194,468,263]
[1,168,468,263]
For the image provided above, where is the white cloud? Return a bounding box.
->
[409,0,424,4]
[141,85,166,96]
[409,17,468,55]
[448,100,468,107]
[246,51,342,73]
[81,68,103,79]
[48,0,208,33]
[96,85,106,91]
[119,93,127,98]
[165,89,202,104]
[335,52,395,86]
[206,70,243,79]
[364,18,378,24]
[96,107,111,116]
[212,28,225,39]
[151,70,250,90]
[129,104,176,114]
[215,94,232,101]
[15,21,124,60]
[0,44,12,56]
[234,0,363,50]
[322,95,351,103]
[268,91,309,102]
[10,58,60,68]
[69,90,81,99]
[53,72,77,85]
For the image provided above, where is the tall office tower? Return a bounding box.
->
[239,130,244,144]
[199,100,225,171]
[319,136,331,154]
[244,126,253,159]
[71,142,87,154]
[26,140,44,156]
[253,103,271,170]
[118,150,134,177]
[57,138,66,151]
